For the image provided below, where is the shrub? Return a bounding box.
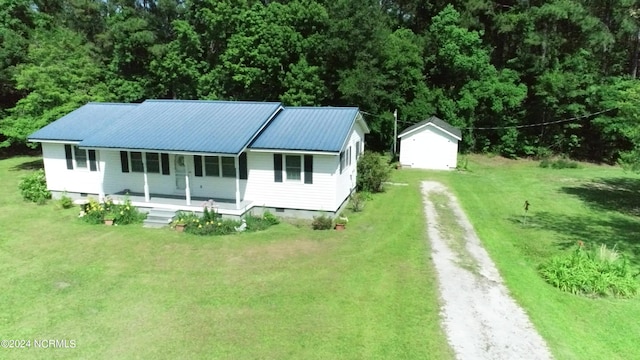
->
[79,197,145,225]
[539,243,639,298]
[19,169,51,204]
[357,152,391,193]
[114,198,146,225]
[245,214,271,231]
[79,198,105,224]
[185,218,240,235]
[312,213,333,230]
[350,192,366,212]
[263,211,280,225]
[539,158,579,169]
[176,210,277,235]
[58,193,74,209]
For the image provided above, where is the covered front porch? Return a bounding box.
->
[97,150,251,216]
[109,191,254,217]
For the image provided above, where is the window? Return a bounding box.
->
[74,146,87,168]
[146,153,160,173]
[339,151,345,174]
[120,152,168,175]
[286,155,301,181]
[221,156,235,177]
[130,152,144,172]
[347,146,351,167]
[356,141,361,159]
[204,156,220,177]
[65,145,97,171]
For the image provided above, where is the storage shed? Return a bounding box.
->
[398,116,462,170]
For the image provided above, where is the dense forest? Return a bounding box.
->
[2,0,640,163]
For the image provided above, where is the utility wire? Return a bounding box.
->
[462,108,617,130]
[361,108,617,131]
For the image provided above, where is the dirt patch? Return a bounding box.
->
[422,181,553,360]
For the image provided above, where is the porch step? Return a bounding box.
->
[143,208,177,228]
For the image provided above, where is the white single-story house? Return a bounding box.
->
[398,116,461,170]
[28,100,369,218]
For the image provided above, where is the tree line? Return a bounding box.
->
[2,0,640,163]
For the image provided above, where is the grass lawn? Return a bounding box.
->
[0,156,452,359]
[394,155,640,360]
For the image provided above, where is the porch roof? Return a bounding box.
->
[249,107,363,152]
[28,103,139,142]
[79,100,282,154]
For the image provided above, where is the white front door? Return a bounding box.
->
[175,155,186,191]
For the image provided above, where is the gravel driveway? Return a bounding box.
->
[421,181,553,360]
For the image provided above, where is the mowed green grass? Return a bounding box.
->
[0,156,453,360]
[395,155,640,360]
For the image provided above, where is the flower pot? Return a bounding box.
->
[335,223,346,231]
[175,224,186,232]
[104,219,114,226]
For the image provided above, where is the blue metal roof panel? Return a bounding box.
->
[79,100,282,154]
[250,107,360,152]
[28,103,139,141]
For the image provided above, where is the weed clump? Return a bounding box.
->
[539,158,579,169]
[539,243,639,298]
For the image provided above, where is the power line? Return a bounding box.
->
[463,108,617,130]
[361,108,617,131]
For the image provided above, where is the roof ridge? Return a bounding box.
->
[87,102,138,106]
[143,99,281,105]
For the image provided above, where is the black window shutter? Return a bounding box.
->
[120,151,129,173]
[239,152,248,180]
[161,153,170,175]
[194,155,203,177]
[64,145,73,170]
[273,154,282,182]
[88,150,97,171]
[304,155,313,184]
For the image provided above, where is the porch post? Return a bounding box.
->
[234,155,240,209]
[185,174,191,206]
[142,152,150,202]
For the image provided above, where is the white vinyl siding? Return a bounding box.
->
[245,152,336,211]
[41,143,102,194]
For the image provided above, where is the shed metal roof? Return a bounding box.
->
[398,116,462,140]
[79,100,282,154]
[250,107,363,152]
[28,103,139,142]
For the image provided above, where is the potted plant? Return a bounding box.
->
[334,216,348,231]
[104,213,116,226]
[174,220,186,232]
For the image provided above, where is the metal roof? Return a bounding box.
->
[250,107,363,152]
[79,100,283,154]
[28,103,139,142]
[398,116,462,140]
